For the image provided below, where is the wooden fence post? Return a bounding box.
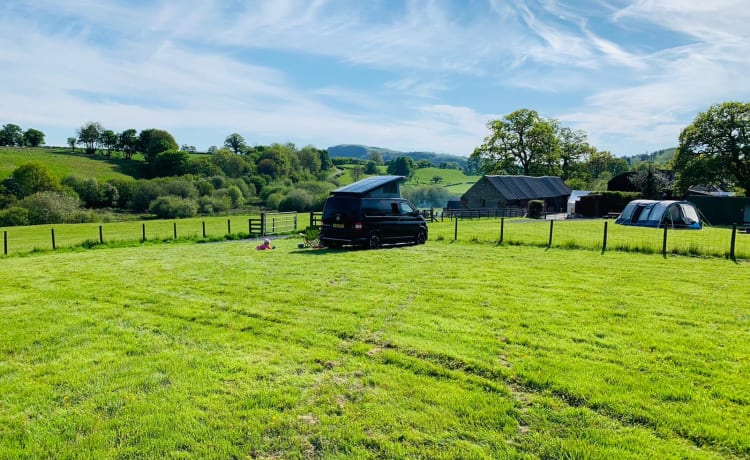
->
[173,222,177,239]
[4,230,7,255]
[602,221,608,254]
[730,223,737,261]
[500,217,504,244]
[51,228,56,250]
[547,220,554,249]
[202,221,206,238]
[99,225,103,244]
[454,217,458,241]
[142,223,146,242]
[261,213,267,236]
[227,219,231,235]
[662,226,668,258]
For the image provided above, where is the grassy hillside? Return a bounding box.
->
[0,146,145,181]
[624,147,676,167]
[408,167,479,196]
[328,144,469,168]
[1,240,747,458]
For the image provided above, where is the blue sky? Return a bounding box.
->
[2,0,749,157]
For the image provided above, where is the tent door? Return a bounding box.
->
[744,204,750,224]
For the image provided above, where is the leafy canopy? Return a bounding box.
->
[674,101,750,196]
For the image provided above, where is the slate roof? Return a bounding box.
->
[331,175,404,195]
[481,175,571,200]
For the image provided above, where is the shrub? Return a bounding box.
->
[0,207,30,226]
[188,156,223,177]
[198,195,230,214]
[528,200,544,218]
[63,176,101,207]
[194,178,214,197]
[226,185,245,207]
[265,192,285,211]
[12,162,60,198]
[128,180,163,212]
[107,178,136,208]
[402,185,451,208]
[19,191,84,224]
[148,196,198,218]
[152,149,190,177]
[279,189,314,212]
[160,178,198,200]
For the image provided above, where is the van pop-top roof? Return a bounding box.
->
[330,175,404,198]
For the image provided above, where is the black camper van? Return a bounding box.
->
[319,175,428,249]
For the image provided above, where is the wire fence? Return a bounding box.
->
[426,216,750,260]
[1,212,308,256]
[4,212,748,261]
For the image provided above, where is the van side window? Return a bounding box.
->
[398,202,415,215]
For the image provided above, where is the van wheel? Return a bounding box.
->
[415,228,427,245]
[367,234,382,250]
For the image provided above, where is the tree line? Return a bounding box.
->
[2,100,747,227]
[470,101,750,197]
[0,124,46,147]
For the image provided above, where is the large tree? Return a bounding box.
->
[77,122,103,155]
[23,128,45,147]
[99,129,118,157]
[139,129,178,164]
[556,126,594,181]
[224,133,247,155]
[387,156,415,177]
[471,109,559,176]
[118,129,139,160]
[674,101,750,196]
[0,124,24,146]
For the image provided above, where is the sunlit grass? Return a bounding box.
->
[0,146,143,181]
[426,217,749,259]
[1,239,748,458]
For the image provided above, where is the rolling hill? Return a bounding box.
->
[0,146,145,181]
[328,144,468,168]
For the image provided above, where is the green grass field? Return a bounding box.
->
[0,213,307,255]
[0,146,144,181]
[3,216,749,260]
[1,238,748,458]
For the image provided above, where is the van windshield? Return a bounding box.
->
[323,196,360,219]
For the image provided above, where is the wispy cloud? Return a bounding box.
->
[1,0,749,155]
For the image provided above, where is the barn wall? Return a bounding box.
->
[461,178,506,208]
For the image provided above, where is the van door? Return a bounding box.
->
[394,200,420,241]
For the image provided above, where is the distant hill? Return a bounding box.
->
[623,148,676,167]
[327,144,468,168]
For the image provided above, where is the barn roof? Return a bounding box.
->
[331,175,404,195]
[482,175,571,200]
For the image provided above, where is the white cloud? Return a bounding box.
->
[2,0,750,156]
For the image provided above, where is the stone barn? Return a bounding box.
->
[460,175,571,212]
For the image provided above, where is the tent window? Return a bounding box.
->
[632,205,648,222]
[680,204,699,223]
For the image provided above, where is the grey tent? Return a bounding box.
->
[616,200,702,229]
